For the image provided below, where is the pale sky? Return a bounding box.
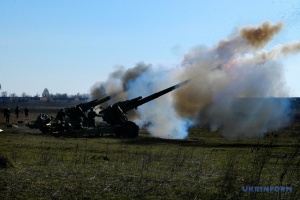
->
[1,0,300,97]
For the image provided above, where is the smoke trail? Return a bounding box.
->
[256,41,300,62]
[173,21,298,138]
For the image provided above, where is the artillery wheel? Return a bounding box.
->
[117,121,139,138]
[39,126,52,134]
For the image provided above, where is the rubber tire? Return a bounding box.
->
[117,121,139,138]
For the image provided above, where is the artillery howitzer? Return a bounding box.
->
[96,80,190,138]
[26,96,111,133]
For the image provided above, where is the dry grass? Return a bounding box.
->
[0,104,300,199]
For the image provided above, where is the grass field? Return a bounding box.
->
[0,105,300,199]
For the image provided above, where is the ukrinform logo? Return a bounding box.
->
[242,186,292,192]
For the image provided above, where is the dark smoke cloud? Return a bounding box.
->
[241,21,283,48]
[90,62,151,119]
[90,62,152,103]
[121,63,151,91]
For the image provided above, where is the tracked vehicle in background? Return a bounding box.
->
[27,80,189,138]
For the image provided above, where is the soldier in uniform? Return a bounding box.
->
[15,105,20,119]
[65,106,86,121]
[87,107,101,127]
[24,107,29,117]
[56,108,66,121]
[3,107,11,123]
[75,117,84,130]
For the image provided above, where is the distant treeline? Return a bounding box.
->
[0,96,89,103]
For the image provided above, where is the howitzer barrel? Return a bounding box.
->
[122,80,190,112]
[98,80,189,126]
[95,96,111,105]
[75,96,111,112]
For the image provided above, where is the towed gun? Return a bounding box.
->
[67,96,111,113]
[28,96,112,133]
[99,80,189,127]
[63,96,111,120]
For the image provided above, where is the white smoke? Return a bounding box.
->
[91,21,299,139]
[173,21,294,138]
[126,70,191,139]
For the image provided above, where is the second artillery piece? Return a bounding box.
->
[27,96,111,133]
[63,96,111,121]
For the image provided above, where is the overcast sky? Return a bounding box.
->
[1,0,300,97]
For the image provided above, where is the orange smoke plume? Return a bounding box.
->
[241,21,283,49]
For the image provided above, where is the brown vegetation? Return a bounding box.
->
[0,103,300,199]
